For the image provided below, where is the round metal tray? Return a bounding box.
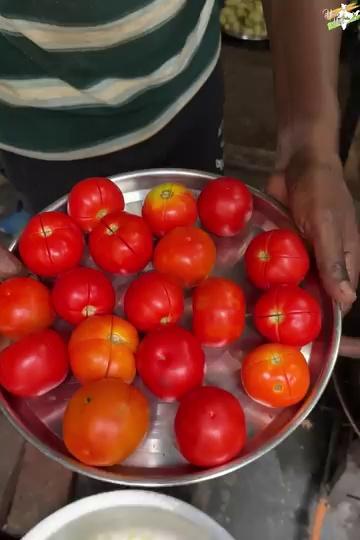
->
[0,169,341,486]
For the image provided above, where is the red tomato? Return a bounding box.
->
[0,329,68,397]
[142,182,197,237]
[69,315,138,385]
[175,386,246,467]
[63,378,149,466]
[89,211,153,274]
[67,177,125,233]
[136,327,204,400]
[245,229,310,289]
[198,177,253,237]
[19,211,84,277]
[192,277,246,347]
[124,271,184,332]
[153,226,216,287]
[0,277,55,340]
[241,343,310,408]
[52,267,115,325]
[254,285,322,346]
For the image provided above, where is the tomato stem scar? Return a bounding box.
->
[96,209,108,220]
[40,226,53,238]
[258,250,270,261]
[105,223,118,235]
[160,189,174,200]
[82,305,96,317]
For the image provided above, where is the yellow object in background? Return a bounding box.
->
[220,0,267,39]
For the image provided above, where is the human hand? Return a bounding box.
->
[338,336,360,358]
[267,149,359,313]
[0,244,24,279]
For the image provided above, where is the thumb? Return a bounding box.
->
[266,172,288,206]
[0,244,25,279]
[339,336,360,359]
[311,216,356,308]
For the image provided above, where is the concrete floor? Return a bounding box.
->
[221,37,350,149]
[222,40,277,152]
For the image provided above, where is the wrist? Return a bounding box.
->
[275,118,340,170]
[275,88,341,168]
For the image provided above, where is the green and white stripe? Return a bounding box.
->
[0,0,187,51]
[0,0,215,108]
[0,0,220,160]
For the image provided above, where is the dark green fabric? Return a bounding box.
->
[0,0,220,156]
[0,0,152,25]
[0,12,220,153]
[0,2,205,86]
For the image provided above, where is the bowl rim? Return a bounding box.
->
[22,489,235,540]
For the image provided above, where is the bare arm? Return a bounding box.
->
[263,0,341,160]
[263,0,359,311]
[0,244,24,278]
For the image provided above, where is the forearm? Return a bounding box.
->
[263,0,342,162]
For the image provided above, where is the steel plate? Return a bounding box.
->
[0,169,341,486]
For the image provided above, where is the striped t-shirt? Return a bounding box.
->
[0,0,221,160]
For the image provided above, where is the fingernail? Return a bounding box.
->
[339,281,357,302]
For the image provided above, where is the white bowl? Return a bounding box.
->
[23,490,235,540]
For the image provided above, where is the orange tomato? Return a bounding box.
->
[241,343,310,408]
[63,378,149,466]
[142,182,197,237]
[153,226,216,287]
[69,315,138,385]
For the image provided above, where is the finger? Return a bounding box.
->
[343,218,360,293]
[339,336,360,359]
[0,245,25,279]
[310,212,357,307]
[340,250,359,313]
[344,251,358,293]
[340,218,360,312]
[340,244,357,315]
[266,172,288,206]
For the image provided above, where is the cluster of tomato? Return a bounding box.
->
[242,229,322,408]
[0,175,322,470]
